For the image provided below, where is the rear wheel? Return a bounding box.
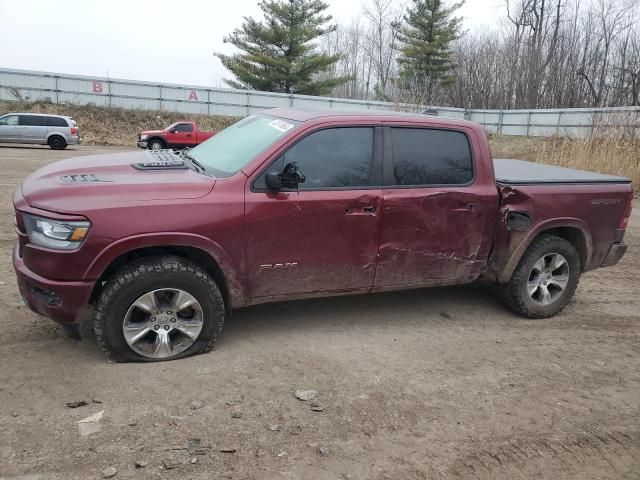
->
[94,256,225,362]
[48,136,67,150]
[148,138,165,151]
[502,235,581,318]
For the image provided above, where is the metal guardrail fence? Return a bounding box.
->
[1,68,638,137]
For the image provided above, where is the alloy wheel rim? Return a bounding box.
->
[527,253,570,306]
[151,141,162,150]
[123,288,204,359]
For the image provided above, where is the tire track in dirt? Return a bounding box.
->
[448,430,640,479]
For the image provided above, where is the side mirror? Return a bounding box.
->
[265,162,306,190]
[265,172,283,190]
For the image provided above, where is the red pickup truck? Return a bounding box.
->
[13,108,633,362]
[137,121,215,150]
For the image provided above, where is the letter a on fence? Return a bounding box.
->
[188,90,198,101]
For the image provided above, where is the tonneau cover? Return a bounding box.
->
[494,159,631,185]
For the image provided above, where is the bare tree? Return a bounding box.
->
[320,0,640,109]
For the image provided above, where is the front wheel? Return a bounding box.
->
[94,256,225,362]
[147,138,165,151]
[502,235,581,319]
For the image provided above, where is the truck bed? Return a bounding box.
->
[494,159,631,185]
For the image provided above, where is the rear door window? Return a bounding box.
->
[175,123,193,133]
[389,128,474,186]
[19,115,47,127]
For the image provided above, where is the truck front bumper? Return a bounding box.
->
[13,243,94,337]
[137,140,148,149]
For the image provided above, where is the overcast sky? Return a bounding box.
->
[0,0,503,87]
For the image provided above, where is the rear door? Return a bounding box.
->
[0,114,21,142]
[375,125,494,286]
[245,125,383,299]
[166,123,194,147]
[20,115,48,143]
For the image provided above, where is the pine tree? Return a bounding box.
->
[216,0,350,95]
[397,0,464,93]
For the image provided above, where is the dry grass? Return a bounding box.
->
[0,100,237,146]
[489,134,639,187]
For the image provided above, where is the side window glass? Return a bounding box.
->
[390,128,473,186]
[0,115,20,126]
[20,115,45,127]
[259,127,374,189]
[47,116,68,127]
[175,123,193,133]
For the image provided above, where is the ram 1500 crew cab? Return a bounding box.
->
[13,109,633,362]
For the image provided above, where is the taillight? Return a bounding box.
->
[619,191,634,229]
[70,127,78,136]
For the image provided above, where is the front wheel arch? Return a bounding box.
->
[89,245,231,314]
[146,137,166,150]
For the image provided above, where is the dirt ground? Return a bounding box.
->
[0,144,638,480]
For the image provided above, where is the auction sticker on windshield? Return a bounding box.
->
[269,119,295,133]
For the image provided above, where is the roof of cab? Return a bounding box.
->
[261,107,478,129]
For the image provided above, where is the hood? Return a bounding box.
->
[140,129,165,136]
[21,150,215,214]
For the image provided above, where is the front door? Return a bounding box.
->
[375,126,494,287]
[166,123,194,148]
[245,125,383,299]
[0,114,21,142]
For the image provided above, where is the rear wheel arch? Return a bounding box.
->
[47,134,67,150]
[542,226,589,270]
[89,245,232,314]
[500,221,592,283]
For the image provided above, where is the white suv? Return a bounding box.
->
[0,113,80,149]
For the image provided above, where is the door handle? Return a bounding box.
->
[453,203,478,212]
[345,205,377,216]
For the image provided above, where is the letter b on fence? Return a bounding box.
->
[92,81,103,93]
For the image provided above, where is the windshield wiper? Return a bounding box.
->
[180,149,207,175]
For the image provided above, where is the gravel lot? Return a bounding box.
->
[0,144,638,479]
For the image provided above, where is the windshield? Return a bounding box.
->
[188,115,299,177]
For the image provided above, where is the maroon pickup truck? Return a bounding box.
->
[137,121,215,150]
[13,108,633,362]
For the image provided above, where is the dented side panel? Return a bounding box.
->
[374,123,499,287]
[375,188,496,286]
[487,182,632,283]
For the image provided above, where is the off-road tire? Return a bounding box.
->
[147,138,166,150]
[502,234,581,319]
[48,135,67,150]
[94,255,224,362]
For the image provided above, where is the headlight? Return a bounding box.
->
[23,214,90,250]
[140,134,148,140]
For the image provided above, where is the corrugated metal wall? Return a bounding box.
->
[1,68,638,137]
